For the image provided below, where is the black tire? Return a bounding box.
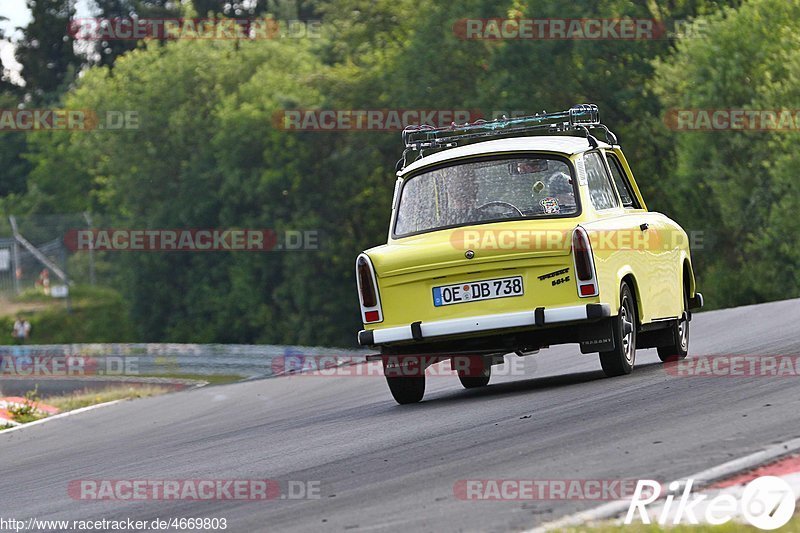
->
[599,283,637,377]
[657,287,690,362]
[456,355,491,389]
[385,375,426,404]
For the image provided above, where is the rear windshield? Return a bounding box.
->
[394,157,578,237]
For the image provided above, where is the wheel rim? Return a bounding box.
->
[620,297,635,365]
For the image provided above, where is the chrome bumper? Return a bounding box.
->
[358,303,612,346]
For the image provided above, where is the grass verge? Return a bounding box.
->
[44,384,172,412]
[1,384,173,431]
[0,285,136,343]
[135,373,240,385]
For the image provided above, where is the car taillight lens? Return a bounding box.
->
[356,254,383,323]
[573,228,593,281]
[572,227,598,298]
[357,257,377,307]
[580,284,596,296]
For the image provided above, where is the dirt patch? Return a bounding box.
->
[0,297,54,318]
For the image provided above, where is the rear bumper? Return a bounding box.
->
[358,303,612,347]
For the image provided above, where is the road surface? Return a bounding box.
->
[2,299,800,532]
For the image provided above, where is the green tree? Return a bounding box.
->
[15,0,80,102]
[0,16,19,93]
[21,0,762,346]
[87,0,176,69]
[652,0,800,308]
[0,20,30,198]
[26,37,325,342]
[0,93,32,198]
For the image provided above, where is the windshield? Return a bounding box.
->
[394,157,578,236]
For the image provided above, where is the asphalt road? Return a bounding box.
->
[2,298,800,532]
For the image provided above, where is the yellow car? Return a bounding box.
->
[355,104,703,404]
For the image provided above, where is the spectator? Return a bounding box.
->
[12,317,26,345]
[36,269,51,296]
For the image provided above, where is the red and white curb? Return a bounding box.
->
[0,396,60,427]
[529,436,800,532]
[0,400,122,434]
[620,455,800,528]
[0,412,20,426]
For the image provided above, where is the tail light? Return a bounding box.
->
[356,254,383,323]
[357,257,376,307]
[572,227,598,297]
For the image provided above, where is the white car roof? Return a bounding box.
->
[398,136,611,176]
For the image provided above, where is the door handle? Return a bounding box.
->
[639,223,650,231]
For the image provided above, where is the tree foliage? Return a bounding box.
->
[5,0,796,345]
[15,0,79,102]
[652,0,800,307]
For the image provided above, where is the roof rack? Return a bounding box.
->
[398,104,618,170]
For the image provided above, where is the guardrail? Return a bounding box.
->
[0,343,369,379]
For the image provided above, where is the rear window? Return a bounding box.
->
[394,157,578,237]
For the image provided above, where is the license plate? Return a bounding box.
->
[433,276,524,307]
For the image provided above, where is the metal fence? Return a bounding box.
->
[0,213,98,298]
[0,343,369,379]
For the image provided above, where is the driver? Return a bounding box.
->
[535,170,574,214]
[445,162,528,224]
[445,166,480,226]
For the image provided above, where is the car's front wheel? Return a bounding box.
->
[599,282,637,377]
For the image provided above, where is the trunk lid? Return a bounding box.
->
[370,220,575,279]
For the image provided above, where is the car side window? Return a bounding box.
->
[605,153,639,209]
[583,152,618,211]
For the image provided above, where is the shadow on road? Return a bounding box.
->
[422,361,664,405]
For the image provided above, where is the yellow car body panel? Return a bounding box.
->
[369,219,594,330]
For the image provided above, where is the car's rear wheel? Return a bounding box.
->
[385,375,425,404]
[599,283,637,377]
[383,358,426,404]
[456,355,492,389]
[657,287,690,362]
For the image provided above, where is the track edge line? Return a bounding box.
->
[527,435,800,532]
[0,400,123,436]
